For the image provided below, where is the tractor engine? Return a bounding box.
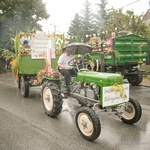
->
[70,81,100,106]
[70,70,123,106]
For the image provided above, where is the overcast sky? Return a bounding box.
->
[40,0,150,33]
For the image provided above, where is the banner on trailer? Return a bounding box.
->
[31,33,51,59]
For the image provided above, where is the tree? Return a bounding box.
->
[0,0,49,50]
[67,13,83,43]
[80,0,95,42]
[67,0,110,42]
[67,1,149,43]
[102,8,150,39]
[94,0,109,33]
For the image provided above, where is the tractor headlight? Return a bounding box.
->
[90,83,97,89]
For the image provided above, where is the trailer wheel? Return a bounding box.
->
[18,76,21,89]
[20,76,29,98]
[127,74,143,85]
[121,98,142,125]
[42,81,63,117]
[75,106,101,141]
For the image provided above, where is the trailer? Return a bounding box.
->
[12,32,51,97]
[86,34,150,85]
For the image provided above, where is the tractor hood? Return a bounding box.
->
[75,70,123,86]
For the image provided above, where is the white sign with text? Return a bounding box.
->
[102,84,129,107]
[31,33,51,59]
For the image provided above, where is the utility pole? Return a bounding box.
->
[54,25,56,35]
[100,32,105,72]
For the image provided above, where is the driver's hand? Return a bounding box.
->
[61,66,65,69]
[73,62,77,66]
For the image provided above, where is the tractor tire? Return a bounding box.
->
[75,106,101,141]
[127,74,143,85]
[41,81,63,117]
[121,98,142,125]
[20,76,29,98]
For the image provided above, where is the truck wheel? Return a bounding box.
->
[20,76,29,98]
[42,81,63,117]
[127,74,143,85]
[75,106,101,141]
[121,98,142,125]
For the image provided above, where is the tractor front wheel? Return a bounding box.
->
[75,106,101,141]
[121,98,142,125]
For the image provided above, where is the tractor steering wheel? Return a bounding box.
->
[68,57,85,71]
[68,57,82,66]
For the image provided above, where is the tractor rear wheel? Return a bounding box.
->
[42,81,63,117]
[75,106,101,141]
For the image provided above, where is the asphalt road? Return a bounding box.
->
[0,73,150,150]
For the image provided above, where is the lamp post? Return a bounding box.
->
[50,24,56,34]
[54,25,56,35]
[50,24,57,59]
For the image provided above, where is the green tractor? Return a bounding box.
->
[41,43,142,141]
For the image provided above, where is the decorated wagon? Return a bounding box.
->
[11,32,65,97]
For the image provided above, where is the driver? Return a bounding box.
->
[57,48,76,94]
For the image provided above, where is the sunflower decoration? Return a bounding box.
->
[37,70,46,84]
[32,34,36,39]
[111,84,127,100]
[55,35,65,55]
[10,58,19,81]
[36,69,60,84]
[46,34,51,39]
[17,49,31,58]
